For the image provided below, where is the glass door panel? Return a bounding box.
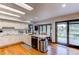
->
[42,25,46,33]
[47,25,51,36]
[57,22,67,44]
[69,21,79,46]
[39,26,43,34]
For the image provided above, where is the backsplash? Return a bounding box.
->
[0,28,27,36]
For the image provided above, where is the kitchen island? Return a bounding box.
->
[31,35,49,52]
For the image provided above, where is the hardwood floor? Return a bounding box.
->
[0,43,79,55]
[47,43,79,55]
[0,43,43,55]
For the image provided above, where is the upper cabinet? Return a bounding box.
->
[0,20,28,29]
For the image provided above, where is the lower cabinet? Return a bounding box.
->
[22,35,31,46]
[31,36,38,50]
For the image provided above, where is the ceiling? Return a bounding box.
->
[0,3,79,23]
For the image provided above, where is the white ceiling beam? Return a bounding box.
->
[0,15,30,23]
[0,15,20,21]
[14,3,34,11]
[0,11,20,17]
[0,4,25,15]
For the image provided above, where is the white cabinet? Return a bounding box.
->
[21,35,31,46]
[0,35,31,47]
[0,35,21,47]
[0,20,28,29]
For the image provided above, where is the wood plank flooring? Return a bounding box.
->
[0,43,79,55]
[0,43,43,55]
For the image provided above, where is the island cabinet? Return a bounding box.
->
[31,35,48,52]
[31,36,38,50]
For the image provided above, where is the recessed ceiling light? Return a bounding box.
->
[0,4,25,15]
[0,11,20,17]
[14,3,34,11]
[62,4,66,8]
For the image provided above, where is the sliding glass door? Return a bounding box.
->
[56,22,67,44]
[42,25,46,33]
[56,20,79,47]
[39,26,43,34]
[47,25,51,36]
[69,21,79,46]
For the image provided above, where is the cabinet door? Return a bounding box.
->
[22,35,31,46]
[32,37,38,49]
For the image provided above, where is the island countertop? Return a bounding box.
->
[32,35,49,39]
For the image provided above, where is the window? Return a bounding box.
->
[39,26,43,34]
[39,24,51,36]
[56,22,67,44]
[47,25,51,36]
[42,25,46,33]
[69,21,79,46]
[28,24,33,33]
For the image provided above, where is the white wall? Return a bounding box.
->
[34,13,79,42]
